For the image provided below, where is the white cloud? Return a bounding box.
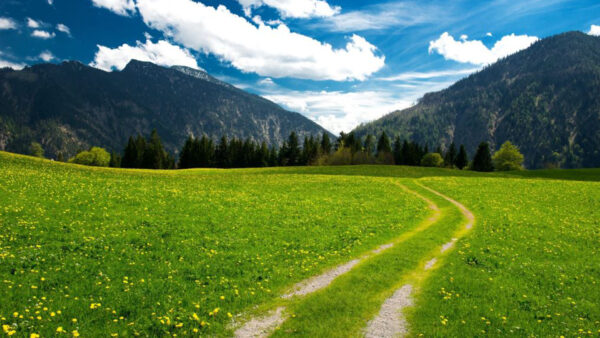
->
[258,77,275,86]
[429,32,538,65]
[378,68,481,82]
[136,0,384,81]
[0,17,17,30]
[314,2,440,32]
[90,38,199,71]
[57,23,71,35]
[460,34,468,41]
[237,0,340,19]
[31,30,56,39]
[91,0,136,16]
[27,18,41,28]
[48,0,54,5]
[589,25,600,36]
[39,51,55,62]
[264,90,412,134]
[486,32,493,37]
[0,58,26,70]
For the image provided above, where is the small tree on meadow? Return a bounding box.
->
[421,153,444,167]
[29,142,44,158]
[492,141,524,171]
[444,142,457,167]
[471,142,494,172]
[456,145,469,170]
[69,147,111,167]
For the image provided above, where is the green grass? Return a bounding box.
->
[408,177,600,337]
[1,151,599,337]
[0,152,428,336]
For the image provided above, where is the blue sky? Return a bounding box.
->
[1,0,599,133]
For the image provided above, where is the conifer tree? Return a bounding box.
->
[393,136,403,164]
[377,131,392,155]
[456,144,469,170]
[321,133,332,154]
[364,134,375,154]
[444,142,457,167]
[286,131,300,166]
[121,136,139,168]
[471,142,494,172]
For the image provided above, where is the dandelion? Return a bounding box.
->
[72,330,80,337]
[57,327,64,333]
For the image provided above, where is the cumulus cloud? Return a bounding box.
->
[48,0,54,5]
[39,51,55,62]
[237,0,340,18]
[90,38,199,71]
[27,18,41,28]
[91,0,136,16]
[0,17,17,30]
[429,32,538,65]
[135,0,384,81]
[31,30,56,39]
[589,25,600,36]
[57,23,71,35]
[264,90,412,133]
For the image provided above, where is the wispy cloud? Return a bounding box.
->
[31,30,56,39]
[378,68,480,82]
[313,2,443,32]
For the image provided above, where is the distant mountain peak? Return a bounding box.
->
[171,65,234,89]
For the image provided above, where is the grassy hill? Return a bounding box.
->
[0,152,598,336]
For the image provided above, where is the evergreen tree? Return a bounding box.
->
[268,146,279,166]
[143,129,168,169]
[321,133,332,154]
[471,142,494,172]
[178,136,194,169]
[376,131,392,155]
[215,136,230,168]
[121,136,139,168]
[444,142,457,167]
[456,145,469,170]
[393,136,403,165]
[364,134,375,155]
[400,140,409,165]
[286,131,300,166]
[57,152,64,162]
[109,152,121,168]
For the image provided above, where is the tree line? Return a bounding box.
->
[58,129,524,171]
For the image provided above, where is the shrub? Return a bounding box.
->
[29,142,44,158]
[493,141,524,171]
[421,153,444,167]
[69,147,111,167]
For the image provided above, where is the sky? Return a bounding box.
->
[0,0,599,134]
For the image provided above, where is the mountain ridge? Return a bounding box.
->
[354,31,600,168]
[0,59,331,159]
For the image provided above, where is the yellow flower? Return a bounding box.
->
[72,330,80,337]
[192,313,200,321]
[57,327,64,333]
[31,334,40,338]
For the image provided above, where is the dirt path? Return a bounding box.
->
[364,181,476,338]
[233,182,441,337]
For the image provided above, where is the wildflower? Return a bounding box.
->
[57,327,64,333]
[72,330,80,337]
[31,334,40,338]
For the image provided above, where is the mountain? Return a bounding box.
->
[0,60,331,159]
[354,32,600,169]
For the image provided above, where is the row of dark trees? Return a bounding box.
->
[116,129,506,172]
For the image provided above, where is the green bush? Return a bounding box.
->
[493,141,524,171]
[69,147,111,167]
[421,153,444,167]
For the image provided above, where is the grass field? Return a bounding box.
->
[1,151,599,337]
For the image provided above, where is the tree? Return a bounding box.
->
[444,142,457,167]
[109,152,121,168]
[471,142,494,172]
[364,134,375,155]
[421,153,444,167]
[393,136,403,164]
[285,131,300,166]
[320,133,332,155]
[57,152,64,162]
[121,136,140,168]
[492,141,524,171]
[143,129,169,169]
[376,132,392,156]
[456,145,469,170]
[29,142,44,158]
[69,147,110,167]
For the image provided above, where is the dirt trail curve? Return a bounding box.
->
[233,182,441,338]
[364,181,476,338]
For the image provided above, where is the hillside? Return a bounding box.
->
[0,60,330,158]
[354,31,600,169]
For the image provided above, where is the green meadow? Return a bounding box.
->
[0,151,599,337]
